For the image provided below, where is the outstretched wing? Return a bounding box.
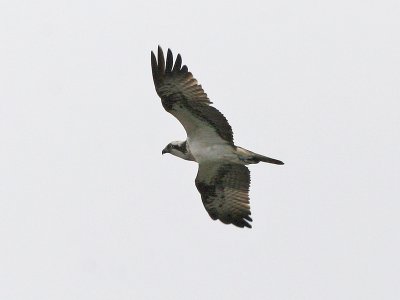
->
[195,163,252,228]
[151,46,234,145]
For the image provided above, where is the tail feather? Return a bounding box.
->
[236,146,284,165]
[253,154,284,165]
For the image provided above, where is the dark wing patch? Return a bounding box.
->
[151,46,234,144]
[195,163,252,228]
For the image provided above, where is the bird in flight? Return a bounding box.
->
[151,46,283,228]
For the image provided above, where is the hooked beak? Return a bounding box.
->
[162,148,168,155]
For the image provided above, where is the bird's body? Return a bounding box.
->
[151,46,283,228]
[188,138,236,164]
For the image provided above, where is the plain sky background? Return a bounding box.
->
[1,0,399,299]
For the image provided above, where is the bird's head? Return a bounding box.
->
[162,141,194,161]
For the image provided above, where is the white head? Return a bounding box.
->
[162,140,194,161]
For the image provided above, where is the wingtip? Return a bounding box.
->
[233,217,252,228]
[173,53,182,72]
[151,50,160,87]
[157,46,164,59]
[151,51,157,68]
[244,216,253,228]
[243,221,252,229]
[166,48,173,73]
[156,46,165,74]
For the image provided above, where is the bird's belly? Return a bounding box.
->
[187,140,237,164]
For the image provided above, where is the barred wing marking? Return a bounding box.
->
[151,46,234,145]
[195,163,252,228]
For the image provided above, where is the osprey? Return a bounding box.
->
[151,46,283,228]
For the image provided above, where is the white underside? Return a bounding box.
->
[187,130,241,164]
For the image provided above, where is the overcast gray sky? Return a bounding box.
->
[1,0,399,299]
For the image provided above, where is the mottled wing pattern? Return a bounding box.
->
[195,163,252,228]
[151,46,234,145]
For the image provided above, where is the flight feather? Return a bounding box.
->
[151,46,234,144]
[195,163,252,228]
